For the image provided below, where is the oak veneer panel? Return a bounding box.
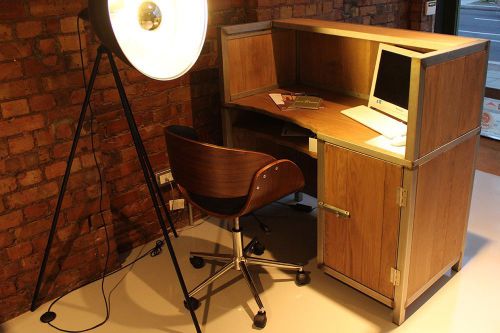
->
[298,32,378,96]
[226,29,296,99]
[407,136,477,298]
[323,144,402,298]
[419,51,486,156]
[457,51,487,134]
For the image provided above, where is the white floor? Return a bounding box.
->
[2,170,499,333]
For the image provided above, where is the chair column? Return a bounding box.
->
[232,217,244,270]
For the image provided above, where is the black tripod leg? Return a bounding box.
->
[107,51,201,333]
[31,47,104,311]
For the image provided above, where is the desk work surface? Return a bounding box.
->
[227,87,409,166]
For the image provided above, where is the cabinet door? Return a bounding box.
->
[322,144,402,299]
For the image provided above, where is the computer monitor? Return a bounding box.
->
[368,44,421,123]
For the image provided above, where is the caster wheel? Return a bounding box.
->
[183,297,200,311]
[190,256,205,269]
[252,241,265,256]
[253,311,267,329]
[295,270,310,286]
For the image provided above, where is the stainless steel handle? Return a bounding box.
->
[318,201,350,218]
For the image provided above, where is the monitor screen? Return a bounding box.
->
[373,50,411,111]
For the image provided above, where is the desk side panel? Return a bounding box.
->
[407,135,477,299]
[223,29,296,101]
[297,32,379,98]
[418,50,487,157]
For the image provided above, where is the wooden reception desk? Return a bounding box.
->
[218,18,489,324]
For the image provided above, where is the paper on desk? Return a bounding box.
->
[269,93,285,105]
[366,135,406,156]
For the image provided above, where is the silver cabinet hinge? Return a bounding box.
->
[390,267,401,286]
[397,187,408,207]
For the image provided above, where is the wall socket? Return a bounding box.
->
[425,0,436,15]
[169,199,185,210]
[156,168,174,187]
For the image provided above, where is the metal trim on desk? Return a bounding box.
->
[321,265,394,308]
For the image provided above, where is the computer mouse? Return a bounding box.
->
[390,135,406,147]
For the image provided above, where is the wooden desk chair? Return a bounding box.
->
[165,125,310,328]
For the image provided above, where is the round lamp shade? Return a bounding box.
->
[89,0,208,81]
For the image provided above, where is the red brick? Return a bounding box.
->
[57,223,79,242]
[0,114,45,138]
[15,218,50,239]
[17,169,43,187]
[0,62,23,81]
[80,153,98,169]
[0,153,38,174]
[8,134,34,154]
[38,146,51,164]
[29,94,56,112]
[0,281,17,298]
[0,2,26,20]
[38,38,57,55]
[60,16,84,33]
[0,232,15,248]
[42,71,83,91]
[58,34,85,52]
[34,129,55,146]
[23,56,64,76]
[0,262,20,281]
[0,177,17,195]
[65,52,86,70]
[94,73,115,90]
[6,182,59,208]
[45,17,61,35]
[0,78,38,101]
[44,161,67,179]
[29,1,84,17]
[6,242,32,260]
[0,99,29,118]
[0,23,13,41]
[0,41,33,62]
[15,21,43,39]
[0,210,23,231]
[55,122,73,139]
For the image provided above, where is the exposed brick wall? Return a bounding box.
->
[0,0,118,322]
[409,0,434,32]
[247,0,410,28]
[0,0,417,323]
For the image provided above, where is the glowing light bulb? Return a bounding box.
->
[138,1,162,31]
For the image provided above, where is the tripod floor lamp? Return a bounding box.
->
[31,1,208,332]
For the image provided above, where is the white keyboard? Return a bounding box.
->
[341,105,407,139]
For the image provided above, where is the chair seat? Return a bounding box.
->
[188,192,247,216]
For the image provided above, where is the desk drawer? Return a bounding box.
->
[319,143,403,299]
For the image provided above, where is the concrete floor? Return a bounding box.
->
[1,170,499,333]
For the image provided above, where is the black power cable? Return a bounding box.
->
[39,15,164,333]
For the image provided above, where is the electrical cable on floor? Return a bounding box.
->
[39,16,163,333]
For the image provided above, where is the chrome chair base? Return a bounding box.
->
[186,218,309,328]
